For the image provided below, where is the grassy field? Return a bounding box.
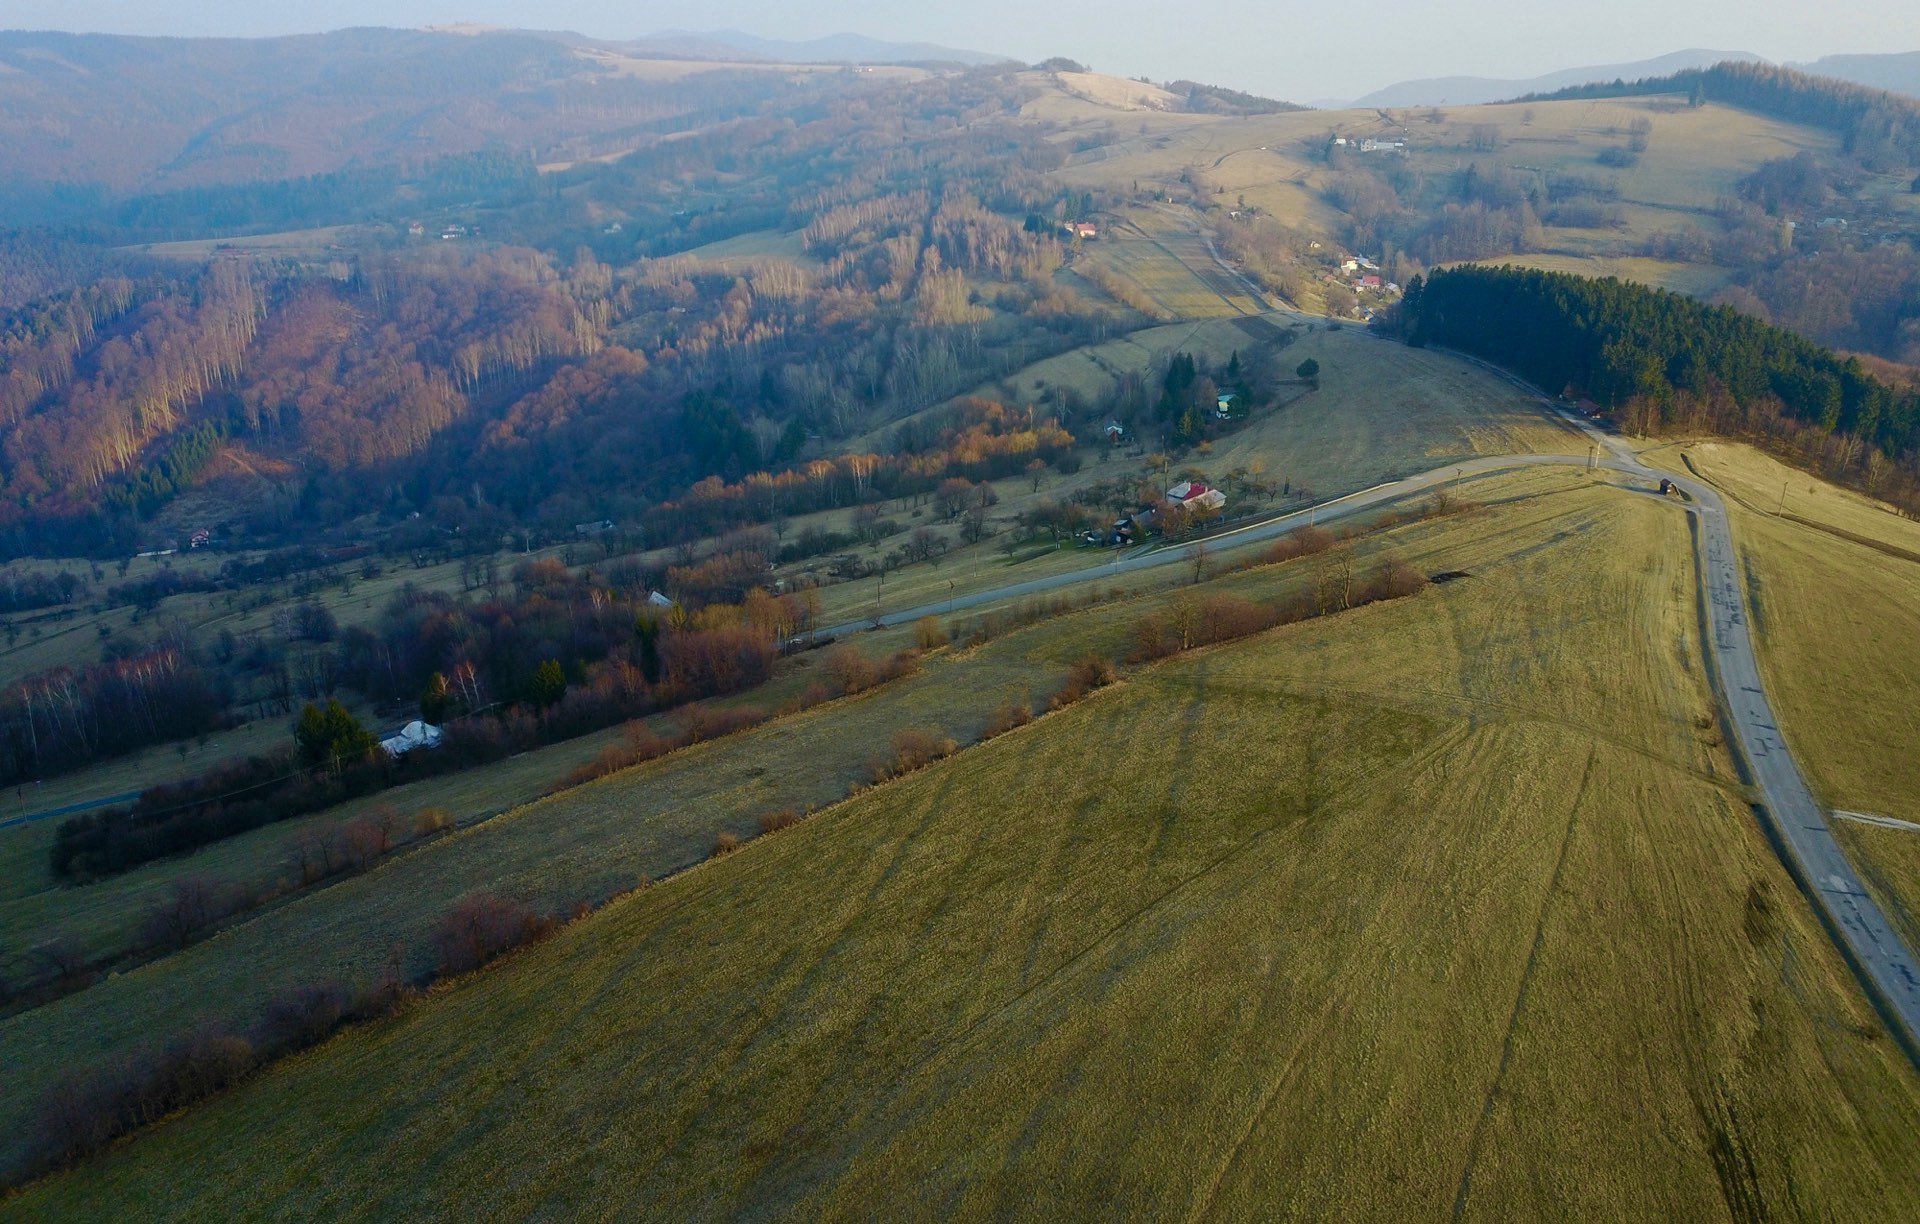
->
[1048,87,1873,306]
[1467,252,1737,298]
[15,471,1920,1218]
[674,228,815,272]
[1075,209,1269,319]
[0,320,1585,1040]
[121,225,373,259]
[811,321,1579,626]
[1646,440,1920,959]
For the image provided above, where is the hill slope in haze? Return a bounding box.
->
[1791,50,1920,100]
[1347,48,1761,108]
[630,28,1009,66]
[0,27,832,193]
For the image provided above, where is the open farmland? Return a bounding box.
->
[15,473,1920,1219]
[1649,440,1920,955]
[812,321,1579,626]
[1074,209,1268,318]
[1052,91,1849,296]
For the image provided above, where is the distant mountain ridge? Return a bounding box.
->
[1344,47,1920,110]
[627,29,1010,67]
[0,25,1007,197]
[1345,49,1762,108]
[1788,51,1920,101]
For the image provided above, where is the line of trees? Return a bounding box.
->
[0,646,226,786]
[48,571,809,877]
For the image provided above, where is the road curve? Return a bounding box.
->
[815,415,1920,1052]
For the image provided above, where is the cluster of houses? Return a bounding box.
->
[1082,479,1228,547]
[1321,252,1401,318]
[406,222,476,241]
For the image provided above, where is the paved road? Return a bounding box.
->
[0,789,141,832]
[1675,455,1920,1048]
[815,406,1920,1052]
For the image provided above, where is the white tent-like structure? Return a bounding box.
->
[380,720,444,757]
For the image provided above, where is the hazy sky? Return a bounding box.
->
[7,1,1919,102]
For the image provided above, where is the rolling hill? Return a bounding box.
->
[1345,48,1761,108]
[0,27,845,194]
[626,28,1009,66]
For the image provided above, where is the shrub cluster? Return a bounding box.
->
[869,727,959,782]
[819,645,923,697]
[1050,654,1118,709]
[1131,559,1429,664]
[982,701,1033,738]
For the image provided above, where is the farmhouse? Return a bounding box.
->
[1167,480,1227,512]
[1066,221,1098,239]
[1215,392,1239,417]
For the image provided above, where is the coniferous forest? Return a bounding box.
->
[1388,265,1920,504]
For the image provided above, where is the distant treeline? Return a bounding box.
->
[1390,265,1920,505]
[106,151,545,242]
[1519,61,1920,170]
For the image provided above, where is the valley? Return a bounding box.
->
[3,27,1920,1218]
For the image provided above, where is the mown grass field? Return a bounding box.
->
[1647,440,1920,954]
[1074,209,1268,319]
[16,471,1919,1219]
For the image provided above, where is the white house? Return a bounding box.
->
[1215,393,1239,418]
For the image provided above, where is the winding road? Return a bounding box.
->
[817,396,1920,1054]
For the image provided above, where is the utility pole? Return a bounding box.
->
[1778,481,1788,516]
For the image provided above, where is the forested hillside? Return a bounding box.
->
[1389,265,1920,504]
[0,66,1129,558]
[0,29,821,201]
